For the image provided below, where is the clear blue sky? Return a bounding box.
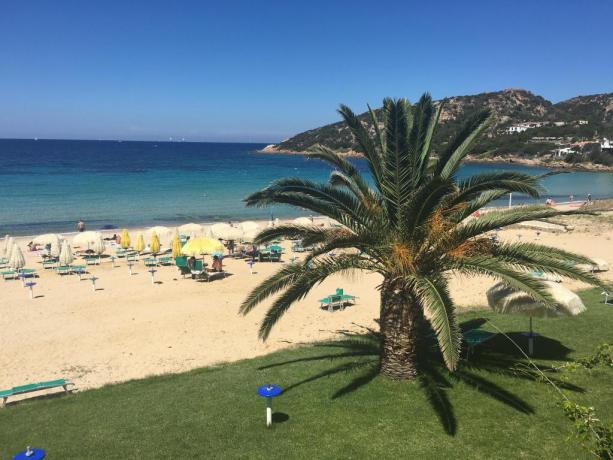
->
[1,0,611,142]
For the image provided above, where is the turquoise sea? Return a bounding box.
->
[0,139,612,236]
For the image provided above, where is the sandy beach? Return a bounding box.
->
[1,210,612,397]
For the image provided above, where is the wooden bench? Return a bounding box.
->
[1,378,75,407]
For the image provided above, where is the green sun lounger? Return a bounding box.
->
[319,288,358,312]
[462,329,497,358]
[56,265,73,275]
[143,257,157,267]
[158,256,172,265]
[1,270,18,280]
[1,378,75,407]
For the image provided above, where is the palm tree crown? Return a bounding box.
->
[241,95,606,379]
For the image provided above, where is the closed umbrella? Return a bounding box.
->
[120,229,131,249]
[59,240,74,266]
[150,232,161,255]
[2,235,9,257]
[9,244,25,270]
[134,233,145,254]
[487,281,586,355]
[210,223,231,238]
[181,237,224,256]
[73,231,103,249]
[50,238,61,258]
[91,235,106,255]
[32,233,63,246]
[5,237,15,260]
[171,233,182,258]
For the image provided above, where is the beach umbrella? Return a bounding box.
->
[72,231,103,249]
[59,240,74,266]
[50,238,61,258]
[32,233,62,246]
[150,232,161,255]
[181,237,224,256]
[240,221,260,233]
[293,217,313,226]
[120,229,131,249]
[4,236,14,259]
[486,281,586,355]
[5,237,15,260]
[211,223,243,240]
[242,229,259,243]
[178,223,203,235]
[171,233,182,258]
[134,233,145,254]
[9,244,25,270]
[146,226,172,240]
[91,235,106,255]
[2,235,9,257]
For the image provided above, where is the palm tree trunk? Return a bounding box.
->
[379,284,423,379]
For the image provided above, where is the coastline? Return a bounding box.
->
[259,144,613,172]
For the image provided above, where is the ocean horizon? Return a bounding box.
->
[1,138,612,236]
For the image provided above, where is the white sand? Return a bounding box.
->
[1,214,612,395]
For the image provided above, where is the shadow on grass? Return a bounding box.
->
[258,319,584,436]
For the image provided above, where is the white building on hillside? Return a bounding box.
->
[554,147,578,158]
[601,138,613,151]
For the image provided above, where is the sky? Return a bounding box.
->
[1,0,612,143]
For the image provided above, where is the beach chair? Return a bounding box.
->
[462,329,497,359]
[42,258,58,269]
[158,256,172,266]
[84,255,99,266]
[19,268,38,279]
[175,256,188,267]
[143,257,157,267]
[1,270,18,281]
[56,265,73,276]
[1,379,75,408]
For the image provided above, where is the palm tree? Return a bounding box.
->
[241,95,606,380]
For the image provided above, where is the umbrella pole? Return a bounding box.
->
[529,317,534,356]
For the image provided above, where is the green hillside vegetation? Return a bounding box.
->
[274,89,613,166]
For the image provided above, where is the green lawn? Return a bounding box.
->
[1,289,612,459]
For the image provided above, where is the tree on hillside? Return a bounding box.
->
[241,95,606,379]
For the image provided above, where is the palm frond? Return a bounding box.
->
[436,110,493,179]
[413,275,461,370]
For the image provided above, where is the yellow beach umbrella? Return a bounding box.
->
[181,237,224,256]
[134,233,145,253]
[171,233,182,258]
[150,232,161,255]
[120,229,131,249]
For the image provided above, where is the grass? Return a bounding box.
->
[1,289,612,459]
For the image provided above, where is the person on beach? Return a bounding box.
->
[76,219,86,232]
[545,197,554,206]
[188,256,196,270]
[587,194,593,205]
[227,239,235,255]
[212,255,223,272]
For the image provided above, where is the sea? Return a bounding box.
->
[1,139,612,236]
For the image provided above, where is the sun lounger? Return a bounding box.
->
[1,378,75,407]
[56,265,73,275]
[18,268,38,278]
[42,258,58,269]
[1,270,18,280]
[158,256,172,266]
[143,257,158,267]
[84,256,100,265]
[319,288,357,312]
[462,329,496,358]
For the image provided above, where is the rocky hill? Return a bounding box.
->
[267,89,613,168]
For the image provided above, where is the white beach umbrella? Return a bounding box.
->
[91,235,106,255]
[2,235,9,257]
[240,221,260,232]
[293,217,313,226]
[6,238,16,261]
[146,226,172,238]
[9,244,26,270]
[487,281,586,354]
[59,240,74,266]
[73,231,103,249]
[178,223,203,235]
[242,229,260,243]
[32,233,63,246]
[50,238,62,258]
[213,224,243,240]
